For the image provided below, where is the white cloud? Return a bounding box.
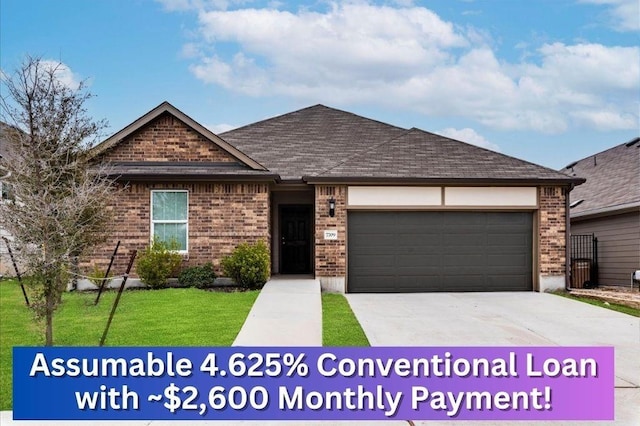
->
[156,0,204,11]
[155,0,253,12]
[167,1,639,134]
[391,0,415,6]
[205,122,236,133]
[570,109,638,130]
[437,127,500,151]
[579,0,639,31]
[180,42,201,58]
[39,60,81,90]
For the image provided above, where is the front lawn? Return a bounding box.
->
[322,293,370,346]
[0,280,258,410]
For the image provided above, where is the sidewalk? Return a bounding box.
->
[233,276,322,346]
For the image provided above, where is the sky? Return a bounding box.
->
[1,0,638,170]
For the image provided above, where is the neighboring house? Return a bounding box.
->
[562,139,640,286]
[0,122,19,277]
[87,102,583,293]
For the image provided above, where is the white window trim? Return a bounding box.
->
[150,189,189,254]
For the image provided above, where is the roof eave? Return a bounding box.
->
[571,202,640,220]
[303,176,585,186]
[107,173,280,182]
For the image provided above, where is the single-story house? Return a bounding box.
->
[88,102,583,293]
[562,138,640,286]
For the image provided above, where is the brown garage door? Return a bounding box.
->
[347,211,533,292]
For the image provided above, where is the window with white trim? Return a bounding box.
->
[151,190,188,252]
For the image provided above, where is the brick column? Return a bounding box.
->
[314,185,347,292]
[538,186,567,291]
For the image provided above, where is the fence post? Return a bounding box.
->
[99,249,137,347]
[2,236,29,306]
[94,241,121,305]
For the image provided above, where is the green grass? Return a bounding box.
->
[552,290,640,317]
[322,293,370,346]
[0,280,259,410]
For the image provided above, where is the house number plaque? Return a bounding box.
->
[323,230,338,240]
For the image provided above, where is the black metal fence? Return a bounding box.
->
[570,234,598,288]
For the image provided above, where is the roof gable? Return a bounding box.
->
[91,102,266,170]
[563,138,640,216]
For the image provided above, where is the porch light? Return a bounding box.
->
[328,197,336,217]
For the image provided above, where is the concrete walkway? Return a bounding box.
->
[233,276,322,346]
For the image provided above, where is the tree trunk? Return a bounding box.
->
[45,301,53,346]
[44,276,54,346]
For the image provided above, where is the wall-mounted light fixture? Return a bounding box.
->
[328,197,336,217]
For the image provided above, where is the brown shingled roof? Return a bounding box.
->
[562,138,640,217]
[221,105,407,181]
[223,105,582,185]
[309,128,582,184]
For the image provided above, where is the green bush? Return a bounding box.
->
[136,238,182,289]
[221,241,270,290]
[178,263,217,289]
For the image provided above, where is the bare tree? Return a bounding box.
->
[0,56,115,345]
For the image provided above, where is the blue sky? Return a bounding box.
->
[1,0,638,170]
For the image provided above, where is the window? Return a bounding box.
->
[151,190,188,252]
[0,181,12,202]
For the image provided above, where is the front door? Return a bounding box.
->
[280,206,312,274]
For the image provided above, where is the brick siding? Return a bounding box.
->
[83,182,270,277]
[314,185,347,277]
[98,112,237,163]
[539,186,567,277]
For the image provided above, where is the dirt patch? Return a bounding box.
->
[569,286,640,310]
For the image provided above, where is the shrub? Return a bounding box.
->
[136,238,182,289]
[178,263,217,289]
[221,241,270,290]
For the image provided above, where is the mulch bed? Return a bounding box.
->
[569,286,640,310]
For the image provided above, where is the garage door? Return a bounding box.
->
[348,211,533,292]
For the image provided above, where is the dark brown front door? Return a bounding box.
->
[280,206,312,274]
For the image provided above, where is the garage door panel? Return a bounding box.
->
[357,277,398,292]
[441,275,485,291]
[395,275,440,293]
[486,276,530,291]
[348,211,533,293]
[487,213,528,225]
[443,254,485,266]
[487,253,528,267]
[443,234,487,246]
[487,233,529,246]
[349,254,395,267]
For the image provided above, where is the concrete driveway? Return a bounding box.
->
[346,291,640,425]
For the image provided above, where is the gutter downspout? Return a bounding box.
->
[565,184,574,291]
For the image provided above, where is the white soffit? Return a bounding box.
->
[445,187,537,206]
[348,186,442,206]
